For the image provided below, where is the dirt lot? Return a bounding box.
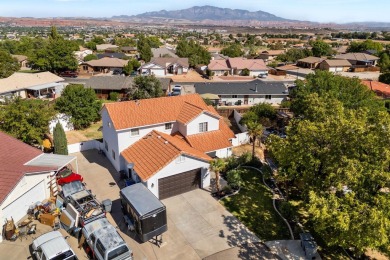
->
[65,121,102,144]
[232,143,265,161]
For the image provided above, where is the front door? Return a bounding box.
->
[244,95,249,105]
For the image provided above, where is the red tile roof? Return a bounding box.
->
[227,58,268,70]
[121,130,211,181]
[104,94,219,130]
[0,131,54,204]
[177,102,220,125]
[361,80,390,97]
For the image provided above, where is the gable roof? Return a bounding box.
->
[152,48,178,58]
[208,60,230,70]
[194,79,290,95]
[261,50,285,56]
[121,130,211,181]
[103,94,217,130]
[85,75,133,90]
[84,57,128,68]
[321,59,352,67]
[0,131,55,204]
[97,53,127,59]
[177,102,220,125]
[0,72,64,95]
[149,57,189,69]
[227,58,268,70]
[334,52,379,61]
[297,56,325,64]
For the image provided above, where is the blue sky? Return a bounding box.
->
[0,0,388,23]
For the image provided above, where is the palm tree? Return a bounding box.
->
[246,121,263,161]
[210,158,226,193]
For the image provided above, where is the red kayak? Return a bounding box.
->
[57,173,83,185]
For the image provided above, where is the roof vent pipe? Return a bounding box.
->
[255,83,258,93]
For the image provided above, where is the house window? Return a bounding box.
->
[165,123,173,130]
[199,122,208,132]
[112,150,116,160]
[176,155,185,163]
[104,141,108,151]
[107,121,111,128]
[131,128,139,136]
[265,95,272,100]
[83,65,88,71]
[232,95,238,98]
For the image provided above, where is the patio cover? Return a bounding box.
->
[26,82,63,91]
[25,153,78,172]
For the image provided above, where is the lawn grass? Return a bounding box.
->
[220,168,291,241]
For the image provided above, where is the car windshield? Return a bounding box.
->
[50,250,76,260]
[107,245,129,260]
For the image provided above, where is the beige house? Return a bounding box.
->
[318,59,351,72]
[79,57,129,74]
[297,56,325,69]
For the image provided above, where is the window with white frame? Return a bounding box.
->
[107,121,111,128]
[265,95,272,100]
[131,128,139,136]
[232,95,238,98]
[165,123,173,130]
[199,122,208,132]
[176,155,185,163]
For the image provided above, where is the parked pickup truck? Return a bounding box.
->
[67,189,106,227]
[82,218,133,260]
[32,231,77,260]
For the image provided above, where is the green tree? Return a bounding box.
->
[246,121,263,160]
[226,169,243,189]
[241,68,250,76]
[114,37,136,47]
[379,72,390,84]
[53,122,68,155]
[240,103,277,127]
[55,84,102,129]
[347,39,383,54]
[0,98,55,145]
[131,75,163,100]
[147,36,162,48]
[84,54,98,62]
[221,44,244,57]
[268,71,390,255]
[0,50,20,78]
[137,34,153,62]
[379,52,390,72]
[311,40,333,57]
[176,39,211,67]
[210,158,226,192]
[29,26,78,73]
[277,48,312,63]
[123,58,141,76]
[84,41,97,51]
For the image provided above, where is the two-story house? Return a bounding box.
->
[101,94,234,199]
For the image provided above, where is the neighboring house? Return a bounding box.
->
[334,53,380,67]
[257,50,285,63]
[85,76,133,99]
[140,58,189,76]
[207,60,231,76]
[96,44,119,51]
[152,47,178,58]
[194,79,290,106]
[296,56,325,69]
[0,131,76,242]
[74,49,93,64]
[207,58,269,77]
[101,94,235,199]
[11,55,28,69]
[97,52,127,60]
[361,80,390,98]
[121,46,139,58]
[318,59,352,72]
[79,57,129,74]
[157,78,172,95]
[0,72,65,101]
[211,53,228,61]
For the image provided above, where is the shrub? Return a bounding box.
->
[224,71,228,76]
[226,169,244,188]
[222,185,233,194]
[242,68,250,76]
[278,201,296,220]
[109,92,120,101]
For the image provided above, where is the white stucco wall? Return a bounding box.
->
[144,155,210,199]
[215,147,232,158]
[0,171,52,241]
[186,113,220,135]
[102,108,121,171]
[249,70,268,77]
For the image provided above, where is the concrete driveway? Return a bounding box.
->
[0,149,261,260]
[75,149,261,259]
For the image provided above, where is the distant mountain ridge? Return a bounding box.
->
[113,5,291,22]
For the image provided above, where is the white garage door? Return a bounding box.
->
[2,180,46,222]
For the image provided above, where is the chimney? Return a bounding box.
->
[255,83,258,93]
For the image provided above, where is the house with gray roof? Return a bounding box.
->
[194,79,292,106]
[85,76,133,99]
[334,52,380,66]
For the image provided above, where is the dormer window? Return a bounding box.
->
[165,123,173,130]
[131,128,139,136]
[199,122,208,133]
